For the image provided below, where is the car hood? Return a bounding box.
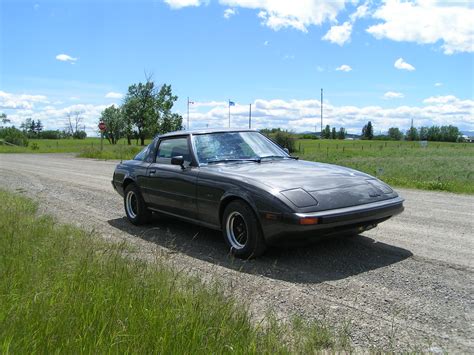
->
[202,159,397,210]
[204,159,370,190]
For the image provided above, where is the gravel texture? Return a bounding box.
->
[1,153,472,352]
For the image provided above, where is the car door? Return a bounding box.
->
[144,136,199,220]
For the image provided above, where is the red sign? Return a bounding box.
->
[98,122,106,131]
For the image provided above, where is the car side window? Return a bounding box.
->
[156,137,191,165]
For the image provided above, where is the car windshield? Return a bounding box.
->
[192,131,288,164]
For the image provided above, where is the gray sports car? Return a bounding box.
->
[112,129,404,258]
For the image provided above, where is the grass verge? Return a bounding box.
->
[297,139,474,194]
[0,190,348,353]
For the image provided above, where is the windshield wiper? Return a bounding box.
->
[259,155,286,160]
[207,158,261,164]
[259,155,299,160]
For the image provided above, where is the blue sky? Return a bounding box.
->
[1,0,473,134]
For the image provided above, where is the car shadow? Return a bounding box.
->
[108,214,413,284]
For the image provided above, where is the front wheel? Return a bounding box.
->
[124,183,151,225]
[222,200,267,259]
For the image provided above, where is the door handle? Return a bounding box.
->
[149,169,157,176]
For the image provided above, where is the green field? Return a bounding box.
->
[0,189,348,353]
[0,137,148,158]
[296,139,474,194]
[1,137,473,194]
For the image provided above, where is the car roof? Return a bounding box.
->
[157,128,257,139]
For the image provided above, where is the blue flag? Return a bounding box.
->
[229,100,235,106]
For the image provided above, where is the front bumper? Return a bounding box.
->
[261,196,404,245]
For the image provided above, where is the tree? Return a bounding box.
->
[322,125,331,139]
[0,113,11,128]
[337,127,346,140]
[331,127,337,140]
[20,118,32,133]
[66,110,85,137]
[388,127,403,140]
[427,126,441,141]
[123,76,180,145]
[161,113,183,133]
[100,105,126,144]
[440,125,461,142]
[362,121,374,140]
[419,126,429,141]
[30,120,35,134]
[35,120,43,134]
[123,79,158,146]
[406,126,419,141]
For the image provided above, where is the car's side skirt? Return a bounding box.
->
[147,206,221,231]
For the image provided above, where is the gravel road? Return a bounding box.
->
[1,153,473,352]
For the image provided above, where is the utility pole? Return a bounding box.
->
[249,103,252,129]
[187,97,190,130]
[228,100,231,128]
[320,88,323,139]
[187,97,194,130]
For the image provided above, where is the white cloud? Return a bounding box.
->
[192,100,228,108]
[394,58,415,71]
[223,8,236,19]
[6,103,111,135]
[263,40,269,46]
[185,95,474,133]
[322,21,352,46]
[423,95,459,105]
[350,2,369,22]
[0,91,49,110]
[105,92,124,99]
[164,0,202,9]
[336,64,352,72]
[323,2,369,46]
[219,0,349,32]
[55,54,77,63]
[383,91,404,99]
[434,82,443,87]
[367,0,474,55]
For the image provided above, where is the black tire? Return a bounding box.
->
[124,183,151,225]
[222,200,267,259]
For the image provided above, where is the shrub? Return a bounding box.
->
[273,130,296,153]
[0,127,29,147]
[73,130,87,139]
[39,130,63,139]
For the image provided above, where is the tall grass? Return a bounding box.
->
[297,139,474,194]
[0,190,347,353]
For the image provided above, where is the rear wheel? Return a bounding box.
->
[222,200,267,259]
[124,183,151,225]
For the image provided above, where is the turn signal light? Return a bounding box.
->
[299,217,319,225]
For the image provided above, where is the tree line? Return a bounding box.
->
[100,76,182,146]
[321,125,347,139]
[370,122,463,142]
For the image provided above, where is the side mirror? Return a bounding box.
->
[171,155,185,169]
[283,148,290,155]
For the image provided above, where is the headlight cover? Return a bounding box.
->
[367,179,393,194]
[280,188,319,208]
